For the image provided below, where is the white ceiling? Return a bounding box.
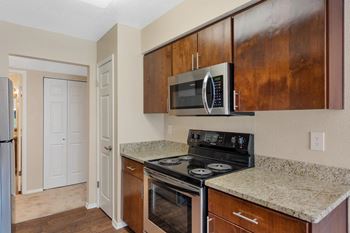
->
[9,56,88,76]
[0,0,184,41]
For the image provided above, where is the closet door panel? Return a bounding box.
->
[67,81,88,185]
[44,79,68,189]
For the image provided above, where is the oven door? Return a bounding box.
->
[144,168,203,233]
[168,62,231,116]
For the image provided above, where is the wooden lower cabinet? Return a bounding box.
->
[208,188,348,233]
[122,157,144,233]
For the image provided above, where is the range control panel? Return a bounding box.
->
[188,129,253,154]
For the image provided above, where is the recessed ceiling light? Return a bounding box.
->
[79,0,113,8]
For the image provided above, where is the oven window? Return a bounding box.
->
[170,80,204,109]
[149,181,192,233]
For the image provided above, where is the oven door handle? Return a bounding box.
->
[202,71,215,114]
[149,177,199,198]
[145,168,200,195]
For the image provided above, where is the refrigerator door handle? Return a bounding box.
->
[0,139,13,143]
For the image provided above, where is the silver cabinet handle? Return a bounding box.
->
[232,211,258,225]
[207,216,213,233]
[192,54,195,71]
[127,166,135,171]
[196,52,200,69]
[233,90,239,111]
[104,146,112,151]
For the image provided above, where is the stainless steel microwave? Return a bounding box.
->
[168,63,253,116]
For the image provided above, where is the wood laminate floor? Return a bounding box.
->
[13,207,132,233]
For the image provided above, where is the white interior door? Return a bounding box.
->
[98,60,113,218]
[44,79,68,189]
[67,81,88,185]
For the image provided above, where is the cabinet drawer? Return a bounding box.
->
[122,157,144,180]
[208,213,251,233]
[208,188,308,233]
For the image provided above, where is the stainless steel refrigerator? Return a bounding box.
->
[0,77,13,233]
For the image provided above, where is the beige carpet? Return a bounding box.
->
[12,183,86,223]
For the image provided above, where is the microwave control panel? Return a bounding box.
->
[213,76,224,108]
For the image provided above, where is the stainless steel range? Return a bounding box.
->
[143,129,254,233]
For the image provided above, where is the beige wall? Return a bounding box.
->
[142,0,350,170]
[141,0,256,53]
[97,24,165,223]
[116,24,165,222]
[0,21,97,203]
[13,70,86,191]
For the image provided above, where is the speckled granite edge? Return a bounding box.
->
[120,140,188,154]
[256,154,350,186]
[120,140,189,163]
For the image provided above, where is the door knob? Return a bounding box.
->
[104,146,112,151]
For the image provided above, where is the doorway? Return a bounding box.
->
[9,55,90,224]
[8,70,26,195]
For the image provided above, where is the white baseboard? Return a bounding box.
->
[22,188,43,195]
[112,219,127,230]
[85,202,98,209]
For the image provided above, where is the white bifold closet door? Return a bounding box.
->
[44,78,87,190]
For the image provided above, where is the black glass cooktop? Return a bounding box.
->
[144,154,245,187]
[144,129,255,187]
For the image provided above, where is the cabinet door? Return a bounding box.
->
[172,33,198,75]
[144,45,172,113]
[122,171,143,233]
[198,17,232,68]
[208,213,251,233]
[234,0,326,111]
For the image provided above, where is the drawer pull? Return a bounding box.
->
[207,216,213,233]
[127,166,136,171]
[233,211,258,225]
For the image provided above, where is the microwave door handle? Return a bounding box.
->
[202,72,210,114]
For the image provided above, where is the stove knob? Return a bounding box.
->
[192,133,200,140]
[238,137,245,148]
[231,136,236,147]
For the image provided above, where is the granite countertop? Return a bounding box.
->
[120,140,188,164]
[205,167,350,223]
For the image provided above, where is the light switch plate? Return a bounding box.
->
[310,132,325,151]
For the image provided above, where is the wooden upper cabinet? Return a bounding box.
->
[198,17,233,68]
[143,45,172,113]
[234,0,344,111]
[172,17,233,75]
[172,33,198,75]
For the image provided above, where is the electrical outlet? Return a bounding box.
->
[310,132,325,151]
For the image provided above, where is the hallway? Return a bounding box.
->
[13,183,86,223]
